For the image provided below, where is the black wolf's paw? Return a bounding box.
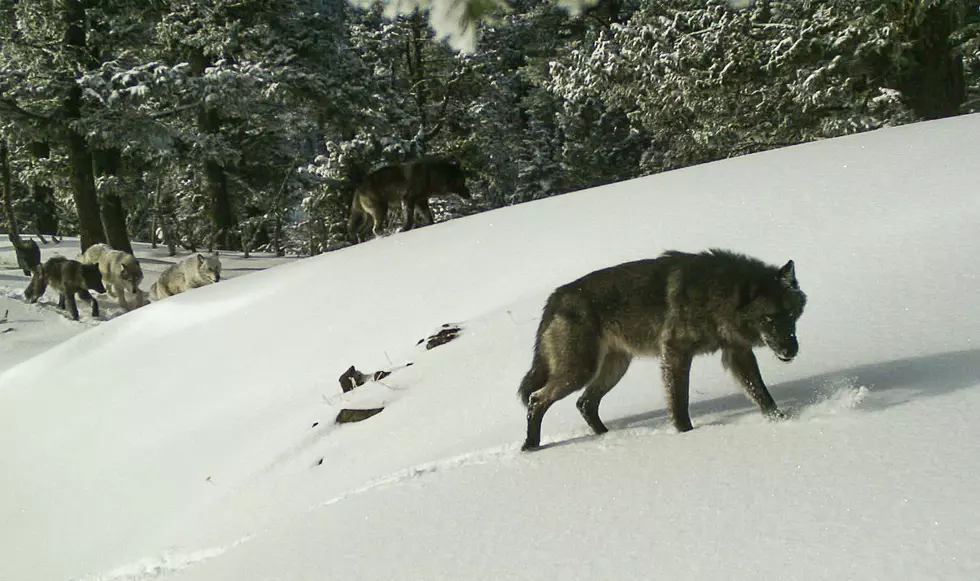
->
[766,409,789,422]
[520,441,540,452]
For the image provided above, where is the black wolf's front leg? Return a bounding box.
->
[722,347,784,420]
[661,346,694,432]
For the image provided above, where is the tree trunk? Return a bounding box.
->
[273,216,284,257]
[100,193,132,253]
[151,175,160,249]
[63,0,105,252]
[898,3,965,119]
[203,151,236,250]
[26,142,59,237]
[0,140,21,243]
[92,147,133,254]
[407,11,429,153]
[190,50,238,252]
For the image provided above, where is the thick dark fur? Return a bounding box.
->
[12,238,41,276]
[518,249,807,451]
[25,256,106,320]
[348,158,470,241]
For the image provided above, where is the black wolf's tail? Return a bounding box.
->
[347,192,365,241]
[518,346,549,407]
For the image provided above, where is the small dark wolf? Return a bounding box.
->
[25,256,106,320]
[518,249,807,451]
[348,158,470,241]
[12,238,40,276]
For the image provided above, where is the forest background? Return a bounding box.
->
[0,0,976,256]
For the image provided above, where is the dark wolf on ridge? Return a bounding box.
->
[12,237,40,276]
[518,249,807,451]
[25,256,106,320]
[348,158,470,242]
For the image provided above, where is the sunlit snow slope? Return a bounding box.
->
[1,115,979,581]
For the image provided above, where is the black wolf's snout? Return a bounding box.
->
[776,336,799,362]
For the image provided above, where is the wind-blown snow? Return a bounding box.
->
[2,115,980,581]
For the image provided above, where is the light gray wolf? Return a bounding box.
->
[78,243,145,310]
[518,249,807,451]
[348,158,470,242]
[11,237,40,276]
[148,253,222,300]
[25,256,106,320]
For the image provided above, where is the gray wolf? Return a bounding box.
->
[78,243,145,310]
[25,256,106,320]
[11,238,40,276]
[518,249,807,451]
[348,158,470,241]
[148,253,222,300]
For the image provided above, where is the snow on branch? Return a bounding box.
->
[364,0,600,52]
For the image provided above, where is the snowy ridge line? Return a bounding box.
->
[312,443,523,510]
[70,536,251,581]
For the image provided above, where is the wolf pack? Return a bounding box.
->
[349,159,809,450]
[14,240,222,321]
[8,155,809,451]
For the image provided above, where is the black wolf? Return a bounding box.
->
[518,249,807,451]
[348,158,470,241]
[12,238,40,276]
[25,256,106,320]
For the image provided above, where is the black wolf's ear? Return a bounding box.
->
[778,260,798,289]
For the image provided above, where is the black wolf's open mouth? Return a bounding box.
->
[777,354,795,362]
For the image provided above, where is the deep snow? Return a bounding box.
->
[2,114,979,581]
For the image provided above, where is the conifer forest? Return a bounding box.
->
[1,0,977,255]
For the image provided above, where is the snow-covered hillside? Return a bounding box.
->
[2,115,979,581]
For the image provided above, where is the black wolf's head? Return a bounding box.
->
[746,260,807,362]
[81,263,106,294]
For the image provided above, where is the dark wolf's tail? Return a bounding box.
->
[518,344,549,407]
[347,191,366,241]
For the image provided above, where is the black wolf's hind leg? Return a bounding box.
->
[419,201,434,226]
[78,290,99,318]
[525,363,596,450]
[58,293,66,310]
[576,351,632,434]
[523,316,601,451]
[401,199,417,232]
[661,346,694,432]
[63,293,79,320]
[722,347,783,420]
[370,200,388,238]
